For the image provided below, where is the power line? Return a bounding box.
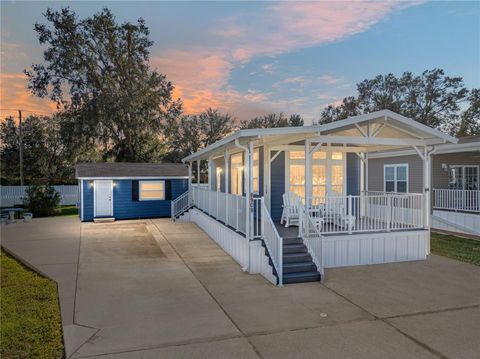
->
[0,108,54,116]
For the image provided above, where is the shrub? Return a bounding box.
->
[22,185,61,217]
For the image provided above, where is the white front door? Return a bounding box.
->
[94,180,113,217]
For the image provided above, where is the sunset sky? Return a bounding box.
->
[1,1,479,123]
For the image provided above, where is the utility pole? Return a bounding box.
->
[18,110,24,186]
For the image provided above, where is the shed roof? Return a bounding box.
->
[76,162,188,178]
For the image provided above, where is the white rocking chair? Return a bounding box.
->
[280,192,301,227]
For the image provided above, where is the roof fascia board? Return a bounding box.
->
[77,176,189,180]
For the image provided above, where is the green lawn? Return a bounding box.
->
[431,232,480,266]
[0,249,64,359]
[56,205,78,217]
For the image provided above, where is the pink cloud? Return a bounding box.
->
[0,73,57,119]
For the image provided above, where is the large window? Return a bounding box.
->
[139,181,165,200]
[287,150,345,199]
[448,165,479,190]
[231,153,243,195]
[253,148,260,194]
[384,164,408,193]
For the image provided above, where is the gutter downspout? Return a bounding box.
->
[235,138,252,273]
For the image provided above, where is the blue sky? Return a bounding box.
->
[1,1,479,123]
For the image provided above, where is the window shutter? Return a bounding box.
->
[165,180,172,200]
[132,180,139,201]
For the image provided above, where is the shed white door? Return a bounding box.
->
[94,180,113,217]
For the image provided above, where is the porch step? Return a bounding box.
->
[283,252,312,263]
[283,261,317,274]
[283,237,303,245]
[262,235,321,284]
[283,243,308,254]
[283,271,321,284]
[93,217,115,223]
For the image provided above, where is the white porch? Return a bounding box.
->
[173,110,457,285]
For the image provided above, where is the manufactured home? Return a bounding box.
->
[76,163,188,222]
[172,110,459,285]
[367,135,480,237]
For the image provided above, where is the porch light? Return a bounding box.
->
[113,181,117,187]
[89,180,94,187]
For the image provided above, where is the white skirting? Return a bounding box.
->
[321,230,428,268]
[432,210,480,236]
[180,208,277,285]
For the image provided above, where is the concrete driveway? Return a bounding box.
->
[2,217,479,359]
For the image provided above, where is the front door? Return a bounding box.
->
[94,180,113,217]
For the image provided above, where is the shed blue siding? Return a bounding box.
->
[346,153,360,196]
[82,180,94,221]
[270,151,285,221]
[81,178,188,222]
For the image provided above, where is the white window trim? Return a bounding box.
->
[384,164,409,193]
[448,165,479,190]
[139,180,165,201]
[230,152,243,196]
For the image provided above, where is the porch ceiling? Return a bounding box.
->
[183,110,457,162]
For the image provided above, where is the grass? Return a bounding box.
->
[56,205,78,217]
[431,232,480,266]
[0,249,64,359]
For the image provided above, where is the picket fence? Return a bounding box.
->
[1,185,79,206]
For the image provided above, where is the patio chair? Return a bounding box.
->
[280,192,301,227]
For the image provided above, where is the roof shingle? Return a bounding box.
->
[76,162,188,178]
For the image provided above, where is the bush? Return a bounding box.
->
[22,185,61,217]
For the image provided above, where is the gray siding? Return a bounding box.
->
[270,151,285,221]
[368,155,423,193]
[346,153,360,196]
[432,152,480,189]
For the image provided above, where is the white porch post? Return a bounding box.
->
[305,138,312,205]
[208,156,213,191]
[224,151,230,221]
[197,160,201,185]
[264,145,271,211]
[424,146,432,253]
[248,142,254,239]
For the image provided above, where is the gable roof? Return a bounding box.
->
[183,109,458,162]
[76,163,188,179]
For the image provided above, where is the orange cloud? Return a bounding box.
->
[0,73,57,119]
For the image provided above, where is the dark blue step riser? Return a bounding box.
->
[284,274,321,284]
[284,264,317,274]
[283,245,308,254]
[283,238,303,245]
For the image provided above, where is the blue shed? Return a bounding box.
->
[75,163,188,222]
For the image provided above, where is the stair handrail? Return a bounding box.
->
[171,190,191,221]
[298,202,324,280]
[260,197,283,286]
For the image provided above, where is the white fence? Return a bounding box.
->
[433,189,480,213]
[305,192,424,235]
[1,185,79,206]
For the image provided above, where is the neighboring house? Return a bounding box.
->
[172,110,457,285]
[76,163,188,222]
[367,135,480,236]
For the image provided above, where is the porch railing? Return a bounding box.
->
[306,192,424,235]
[191,186,248,234]
[298,202,324,279]
[433,189,480,213]
[260,198,283,285]
[171,190,191,220]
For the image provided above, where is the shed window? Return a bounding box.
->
[139,181,165,200]
[384,164,408,193]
